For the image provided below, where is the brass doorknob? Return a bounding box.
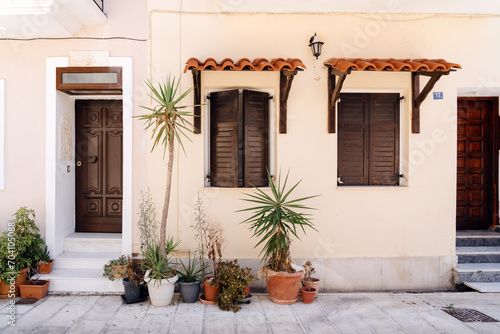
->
[77,161,82,167]
[88,156,98,164]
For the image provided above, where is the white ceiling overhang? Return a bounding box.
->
[0,0,107,38]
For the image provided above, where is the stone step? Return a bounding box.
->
[63,232,122,253]
[53,252,122,270]
[38,269,123,292]
[455,263,500,283]
[464,282,500,293]
[456,246,500,263]
[456,231,500,247]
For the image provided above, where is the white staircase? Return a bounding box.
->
[39,233,124,292]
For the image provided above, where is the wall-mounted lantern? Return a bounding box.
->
[309,33,324,59]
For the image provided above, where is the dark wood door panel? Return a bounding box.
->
[456,98,497,230]
[76,100,123,233]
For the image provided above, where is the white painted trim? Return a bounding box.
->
[203,88,276,188]
[111,57,133,256]
[46,57,133,257]
[0,79,4,190]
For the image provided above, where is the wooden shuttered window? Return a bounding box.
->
[210,89,269,187]
[338,93,400,186]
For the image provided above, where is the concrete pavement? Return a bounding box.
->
[1,291,500,333]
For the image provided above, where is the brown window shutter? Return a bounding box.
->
[242,90,269,187]
[338,94,369,185]
[369,93,400,185]
[210,89,239,187]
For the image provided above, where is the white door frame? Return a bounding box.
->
[45,57,133,256]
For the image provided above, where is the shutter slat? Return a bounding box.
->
[243,90,269,187]
[210,90,239,187]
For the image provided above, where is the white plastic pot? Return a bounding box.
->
[145,271,179,307]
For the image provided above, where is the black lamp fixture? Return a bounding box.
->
[309,33,324,59]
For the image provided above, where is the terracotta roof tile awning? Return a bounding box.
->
[184,57,306,73]
[324,58,461,73]
[324,58,461,135]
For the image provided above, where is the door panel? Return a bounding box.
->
[76,100,123,232]
[456,98,496,230]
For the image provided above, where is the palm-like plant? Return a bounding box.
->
[239,171,318,273]
[137,76,198,258]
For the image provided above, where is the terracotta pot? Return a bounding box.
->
[244,285,250,297]
[19,280,49,299]
[301,287,316,304]
[38,260,54,274]
[111,265,128,279]
[0,267,29,296]
[265,267,304,305]
[202,277,220,301]
[302,278,320,298]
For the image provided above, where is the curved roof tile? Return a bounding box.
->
[184,57,306,73]
[324,58,461,73]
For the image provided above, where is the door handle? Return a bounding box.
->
[88,156,98,164]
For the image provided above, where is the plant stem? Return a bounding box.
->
[159,138,175,258]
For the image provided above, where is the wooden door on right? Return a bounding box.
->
[456,98,497,230]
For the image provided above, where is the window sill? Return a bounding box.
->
[336,186,409,190]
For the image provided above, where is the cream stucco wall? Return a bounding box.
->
[143,3,500,290]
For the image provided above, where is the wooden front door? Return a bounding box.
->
[456,98,498,230]
[75,100,123,232]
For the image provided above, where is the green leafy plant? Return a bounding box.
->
[213,260,255,312]
[142,237,179,284]
[445,303,455,309]
[0,207,44,280]
[191,193,207,277]
[38,245,51,264]
[103,255,129,281]
[138,188,159,253]
[137,76,200,259]
[177,252,209,283]
[239,171,318,273]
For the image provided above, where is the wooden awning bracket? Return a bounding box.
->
[279,70,297,134]
[411,71,450,133]
[191,69,202,134]
[328,68,351,133]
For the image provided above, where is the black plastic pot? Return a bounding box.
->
[122,277,144,302]
[179,281,201,303]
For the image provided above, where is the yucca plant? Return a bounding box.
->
[239,171,318,273]
[137,76,200,259]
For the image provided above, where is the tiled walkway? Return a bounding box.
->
[1,292,500,333]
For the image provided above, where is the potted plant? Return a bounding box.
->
[103,255,129,281]
[240,171,318,305]
[122,257,145,302]
[19,266,49,299]
[142,238,179,307]
[177,252,208,303]
[0,207,44,297]
[213,260,256,312]
[302,260,320,298]
[201,218,225,302]
[37,246,53,274]
[300,286,316,304]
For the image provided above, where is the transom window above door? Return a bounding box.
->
[337,93,401,186]
[208,89,270,188]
